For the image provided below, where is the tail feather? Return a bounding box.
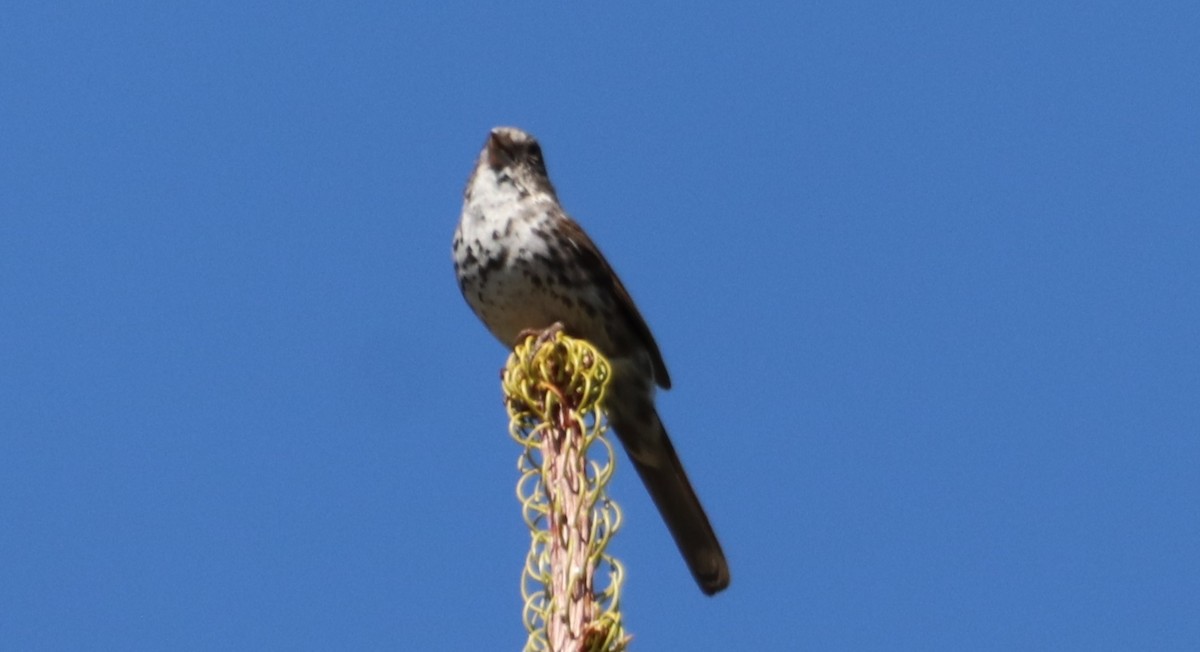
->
[611,410,730,595]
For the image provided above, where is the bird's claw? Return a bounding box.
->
[516,322,566,349]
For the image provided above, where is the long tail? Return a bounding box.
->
[609,406,730,595]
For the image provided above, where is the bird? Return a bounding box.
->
[452,126,730,595]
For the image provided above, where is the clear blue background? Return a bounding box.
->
[2,2,1197,649]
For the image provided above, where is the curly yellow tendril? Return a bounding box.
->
[502,331,629,652]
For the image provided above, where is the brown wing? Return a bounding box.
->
[563,218,672,389]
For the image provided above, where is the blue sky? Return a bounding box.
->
[2,1,1197,649]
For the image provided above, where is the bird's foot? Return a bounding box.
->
[516,322,565,349]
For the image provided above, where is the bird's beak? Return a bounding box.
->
[487,131,513,169]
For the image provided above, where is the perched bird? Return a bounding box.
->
[452,126,730,595]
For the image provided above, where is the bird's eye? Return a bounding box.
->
[528,144,542,159]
